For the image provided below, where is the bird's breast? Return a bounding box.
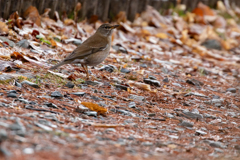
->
[85,46,110,66]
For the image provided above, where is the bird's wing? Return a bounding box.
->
[63,35,108,62]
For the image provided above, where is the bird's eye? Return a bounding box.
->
[105,26,109,29]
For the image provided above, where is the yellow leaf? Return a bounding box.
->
[50,39,57,47]
[156,33,168,39]
[81,102,107,115]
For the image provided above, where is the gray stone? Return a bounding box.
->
[85,111,97,117]
[186,78,203,87]
[180,110,203,120]
[64,38,82,45]
[51,91,63,98]
[65,82,74,88]
[44,102,58,109]
[21,80,39,88]
[16,39,30,48]
[85,80,102,86]
[140,64,147,68]
[178,120,194,127]
[99,65,115,73]
[144,78,160,87]
[129,94,145,102]
[209,141,227,149]
[0,102,9,107]
[201,39,222,50]
[0,74,14,82]
[162,77,169,83]
[120,68,130,73]
[115,84,129,91]
[7,92,17,98]
[0,36,15,47]
[71,92,85,96]
[196,130,207,135]
[172,83,182,87]
[35,122,53,131]
[0,129,8,142]
[184,92,207,98]
[128,102,136,108]
[226,88,236,93]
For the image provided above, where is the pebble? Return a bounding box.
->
[85,80,102,86]
[0,129,8,142]
[143,78,160,87]
[99,65,115,73]
[85,111,98,117]
[209,141,227,149]
[184,92,207,98]
[18,98,30,104]
[129,94,145,102]
[21,80,40,88]
[23,148,34,154]
[44,102,58,109]
[140,64,147,68]
[128,102,136,108]
[0,36,15,47]
[181,110,203,120]
[115,84,129,91]
[201,39,222,50]
[112,45,128,53]
[16,39,30,48]
[0,102,9,107]
[178,120,194,128]
[226,88,236,93]
[120,68,130,73]
[64,38,82,45]
[7,92,17,98]
[148,75,156,80]
[51,91,63,98]
[172,83,182,87]
[71,92,85,96]
[65,82,74,88]
[186,78,203,87]
[162,77,169,83]
[35,122,53,131]
[195,130,207,135]
[14,81,22,87]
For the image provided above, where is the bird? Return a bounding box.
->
[50,23,119,78]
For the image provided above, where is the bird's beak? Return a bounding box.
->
[110,25,120,29]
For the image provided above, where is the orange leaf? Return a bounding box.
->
[23,6,41,26]
[81,102,107,115]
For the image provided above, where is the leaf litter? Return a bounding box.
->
[0,2,239,160]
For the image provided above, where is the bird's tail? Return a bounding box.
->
[49,61,66,70]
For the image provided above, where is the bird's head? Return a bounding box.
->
[96,24,119,37]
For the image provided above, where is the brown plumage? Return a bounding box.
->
[50,24,119,78]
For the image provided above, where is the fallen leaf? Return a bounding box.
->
[0,21,9,34]
[81,102,107,115]
[128,80,151,91]
[23,6,41,26]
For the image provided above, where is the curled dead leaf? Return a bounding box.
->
[81,102,107,116]
[23,6,41,26]
[0,21,9,34]
[128,80,151,91]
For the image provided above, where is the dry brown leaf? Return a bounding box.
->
[50,39,57,47]
[81,102,107,115]
[115,11,127,23]
[23,6,41,26]
[0,21,9,34]
[128,80,151,91]
[0,48,11,59]
[156,33,168,39]
[64,19,75,26]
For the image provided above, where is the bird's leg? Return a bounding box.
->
[82,65,89,79]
